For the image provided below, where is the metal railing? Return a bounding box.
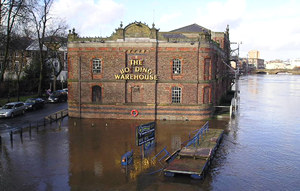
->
[0,109,68,147]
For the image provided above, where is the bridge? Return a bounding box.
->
[254,69,300,75]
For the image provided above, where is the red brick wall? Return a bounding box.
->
[67,41,229,120]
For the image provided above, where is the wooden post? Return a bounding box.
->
[61,111,63,119]
[56,113,57,121]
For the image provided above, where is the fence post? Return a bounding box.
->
[20,128,23,143]
[29,123,32,138]
[10,131,13,144]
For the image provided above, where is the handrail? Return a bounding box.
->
[184,121,209,147]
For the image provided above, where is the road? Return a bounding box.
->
[0,102,68,134]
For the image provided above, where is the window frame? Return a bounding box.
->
[92,85,102,103]
[172,58,182,75]
[171,86,182,103]
[92,58,102,74]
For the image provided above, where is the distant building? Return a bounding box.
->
[67,22,233,120]
[248,50,265,69]
[265,60,286,69]
[289,58,300,69]
[0,37,33,80]
[26,36,68,84]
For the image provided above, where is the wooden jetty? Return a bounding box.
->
[164,122,224,179]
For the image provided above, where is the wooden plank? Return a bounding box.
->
[165,158,207,175]
[164,129,224,178]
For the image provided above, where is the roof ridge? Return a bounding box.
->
[169,23,209,33]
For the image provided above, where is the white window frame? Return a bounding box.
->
[172,59,181,75]
[172,87,181,103]
[92,59,102,74]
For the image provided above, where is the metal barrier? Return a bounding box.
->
[185,121,209,147]
[152,146,171,162]
[1,109,68,147]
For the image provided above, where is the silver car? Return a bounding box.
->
[0,102,26,118]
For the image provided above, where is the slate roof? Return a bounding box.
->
[170,23,210,33]
[162,33,187,39]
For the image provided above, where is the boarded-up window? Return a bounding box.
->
[203,86,210,104]
[92,86,102,103]
[131,86,142,103]
[204,59,210,80]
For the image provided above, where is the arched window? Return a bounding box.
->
[92,59,102,74]
[172,59,181,75]
[92,86,102,103]
[172,87,181,103]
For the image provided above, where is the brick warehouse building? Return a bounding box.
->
[67,22,232,120]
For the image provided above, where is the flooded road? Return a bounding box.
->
[1,75,300,190]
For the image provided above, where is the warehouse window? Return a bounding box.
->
[172,87,181,103]
[92,59,102,74]
[92,86,102,103]
[172,59,181,75]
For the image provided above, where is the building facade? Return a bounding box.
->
[67,22,232,120]
[248,50,265,69]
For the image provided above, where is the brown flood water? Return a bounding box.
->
[3,75,300,190]
[0,117,229,191]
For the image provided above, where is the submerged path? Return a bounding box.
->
[164,128,224,179]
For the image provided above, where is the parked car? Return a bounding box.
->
[0,102,26,118]
[24,98,45,111]
[48,90,68,103]
[63,88,68,94]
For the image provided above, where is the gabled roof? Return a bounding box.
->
[170,23,210,33]
[26,36,67,51]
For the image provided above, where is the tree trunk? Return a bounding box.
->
[17,75,20,101]
[37,57,43,97]
[53,75,57,91]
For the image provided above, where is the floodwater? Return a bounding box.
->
[1,75,300,191]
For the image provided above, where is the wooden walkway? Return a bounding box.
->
[164,128,224,179]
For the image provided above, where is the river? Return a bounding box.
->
[0,74,300,191]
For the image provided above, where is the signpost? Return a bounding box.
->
[136,122,156,146]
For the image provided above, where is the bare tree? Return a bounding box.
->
[46,41,66,91]
[0,0,25,82]
[27,0,52,97]
[44,24,67,92]
[27,0,67,96]
[10,35,31,100]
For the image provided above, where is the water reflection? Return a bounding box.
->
[67,119,227,190]
[2,75,300,190]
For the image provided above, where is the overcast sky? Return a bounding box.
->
[52,0,300,61]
